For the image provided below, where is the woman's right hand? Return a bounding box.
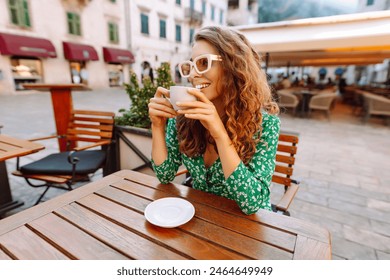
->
[148,87,177,129]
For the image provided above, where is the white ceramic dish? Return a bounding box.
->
[144,197,195,228]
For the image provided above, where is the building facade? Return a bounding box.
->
[357,0,390,12]
[0,0,227,95]
[127,0,227,85]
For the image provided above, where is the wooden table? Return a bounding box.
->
[0,135,45,216]
[0,170,331,260]
[22,84,90,152]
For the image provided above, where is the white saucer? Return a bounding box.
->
[144,197,195,228]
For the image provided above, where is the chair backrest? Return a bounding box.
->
[276,90,299,106]
[66,110,115,146]
[363,92,390,114]
[309,92,337,109]
[272,132,299,188]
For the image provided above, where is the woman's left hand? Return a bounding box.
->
[176,88,227,140]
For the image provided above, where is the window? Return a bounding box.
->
[219,10,224,24]
[141,13,149,35]
[67,12,81,35]
[189,28,194,45]
[190,0,195,10]
[366,0,374,5]
[202,1,206,15]
[159,19,166,39]
[176,0,181,5]
[8,0,31,27]
[175,24,182,42]
[108,22,119,43]
[11,57,43,90]
[211,5,215,21]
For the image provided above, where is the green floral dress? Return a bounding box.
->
[151,113,280,215]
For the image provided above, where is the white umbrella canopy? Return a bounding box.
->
[236,11,390,67]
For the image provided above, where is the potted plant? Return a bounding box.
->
[113,63,175,173]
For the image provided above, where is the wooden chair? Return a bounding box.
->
[176,132,300,215]
[271,132,300,215]
[12,110,115,205]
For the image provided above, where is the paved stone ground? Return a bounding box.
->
[1,88,389,260]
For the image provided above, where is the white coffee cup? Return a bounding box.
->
[169,86,197,111]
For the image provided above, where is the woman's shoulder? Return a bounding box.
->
[261,112,280,127]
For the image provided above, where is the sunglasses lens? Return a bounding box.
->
[180,63,191,76]
[195,57,209,73]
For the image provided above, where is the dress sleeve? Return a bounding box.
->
[225,114,280,215]
[151,118,182,184]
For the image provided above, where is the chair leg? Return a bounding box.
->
[34,186,51,205]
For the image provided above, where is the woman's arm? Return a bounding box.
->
[151,119,183,184]
[149,87,181,183]
[149,86,176,165]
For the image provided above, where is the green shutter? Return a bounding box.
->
[141,14,149,34]
[8,0,19,25]
[75,14,81,35]
[176,25,181,42]
[67,12,81,36]
[22,0,30,26]
[8,0,31,27]
[108,22,119,43]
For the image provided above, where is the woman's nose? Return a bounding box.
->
[189,65,200,79]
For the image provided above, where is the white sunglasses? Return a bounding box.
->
[178,54,222,78]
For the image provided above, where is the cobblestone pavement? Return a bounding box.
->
[1,88,389,260]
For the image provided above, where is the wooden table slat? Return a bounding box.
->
[107,180,296,253]
[0,226,69,260]
[0,135,44,161]
[293,235,332,260]
[0,249,12,260]
[28,213,128,260]
[55,203,186,260]
[77,193,248,260]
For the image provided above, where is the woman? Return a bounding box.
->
[148,26,280,215]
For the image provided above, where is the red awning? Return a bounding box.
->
[62,41,98,61]
[103,47,135,64]
[0,32,57,58]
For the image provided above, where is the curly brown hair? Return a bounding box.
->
[176,26,279,164]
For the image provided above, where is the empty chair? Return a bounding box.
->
[270,132,300,215]
[308,91,337,118]
[276,89,299,115]
[362,92,390,125]
[12,110,115,205]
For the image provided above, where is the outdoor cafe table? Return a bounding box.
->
[21,83,90,152]
[0,170,331,260]
[293,89,319,117]
[0,134,45,216]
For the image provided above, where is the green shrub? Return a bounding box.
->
[115,62,175,128]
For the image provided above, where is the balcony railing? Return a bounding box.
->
[184,8,203,25]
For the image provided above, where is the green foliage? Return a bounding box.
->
[115,62,175,128]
